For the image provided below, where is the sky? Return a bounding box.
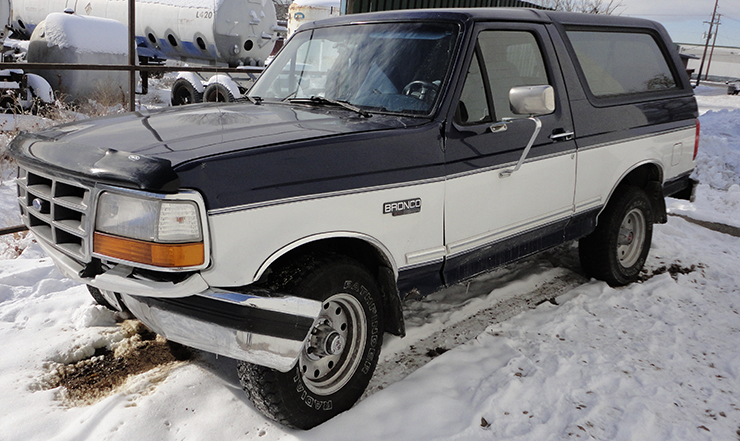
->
[615,0,740,47]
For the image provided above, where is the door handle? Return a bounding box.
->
[550,130,574,142]
[489,122,508,133]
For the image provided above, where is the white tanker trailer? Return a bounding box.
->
[0,0,285,106]
[8,0,282,68]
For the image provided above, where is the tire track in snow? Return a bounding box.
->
[364,267,588,398]
[668,212,740,238]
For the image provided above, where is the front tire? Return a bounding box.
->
[86,285,127,312]
[579,186,653,286]
[237,256,383,429]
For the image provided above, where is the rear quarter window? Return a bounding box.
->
[566,29,678,98]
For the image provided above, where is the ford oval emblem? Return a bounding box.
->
[128,154,141,161]
[294,12,305,19]
[32,198,43,211]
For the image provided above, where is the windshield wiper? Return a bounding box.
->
[238,95,262,105]
[288,96,372,118]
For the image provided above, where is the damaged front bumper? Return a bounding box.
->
[38,239,321,372]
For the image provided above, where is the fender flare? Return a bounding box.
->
[254,232,405,336]
[253,231,399,283]
[597,160,665,225]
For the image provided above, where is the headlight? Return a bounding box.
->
[94,191,205,268]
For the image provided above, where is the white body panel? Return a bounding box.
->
[574,127,696,216]
[444,152,576,257]
[201,181,446,287]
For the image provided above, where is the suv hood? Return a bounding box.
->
[10,102,425,192]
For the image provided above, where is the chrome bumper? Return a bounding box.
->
[36,238,321,372]
[122,290,321,372]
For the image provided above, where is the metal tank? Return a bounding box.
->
[26,12,130,101]
[9,0,281,66]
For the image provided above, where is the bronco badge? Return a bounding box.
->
[383,198,421,216]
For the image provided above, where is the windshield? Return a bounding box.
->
[249,22,460,115]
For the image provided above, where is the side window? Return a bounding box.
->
[456,49,491,125]
[478,31,549,121]
[566,30,678,97]
[456,30,550,124]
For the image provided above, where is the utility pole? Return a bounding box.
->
[696,0,719,87]
[705,13,721,81]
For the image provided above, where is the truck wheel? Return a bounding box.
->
[170,78,203,106]
[86,285,129,313]
[203,83,235,102]
[579,186,653,286]
[237,256,384,429]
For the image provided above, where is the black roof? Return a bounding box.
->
[345,0,546,14]
[302,8,665,34]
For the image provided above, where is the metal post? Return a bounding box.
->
[128,0,136,111]
[705,13,721,81]
[695,0,719,87]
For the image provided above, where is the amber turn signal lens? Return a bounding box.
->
[93,232,204,267]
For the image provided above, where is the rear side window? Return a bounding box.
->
[566,30,678,98]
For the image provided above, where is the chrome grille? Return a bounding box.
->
[16,166,93,262]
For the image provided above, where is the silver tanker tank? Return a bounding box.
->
[26,12,131,102]
[10,0,280,66]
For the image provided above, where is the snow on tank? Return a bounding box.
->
[11,0,281,66]
[26,12,130,102]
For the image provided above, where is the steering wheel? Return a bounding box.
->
[402,80,439,101]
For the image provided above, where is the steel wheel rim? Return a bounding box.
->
[300,293,367,396]
[617,208,646,268]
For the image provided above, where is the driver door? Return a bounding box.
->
[443,24,577,284]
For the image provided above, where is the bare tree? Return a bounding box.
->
[537,0,623,15]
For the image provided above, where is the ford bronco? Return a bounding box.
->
[11,8,698,428]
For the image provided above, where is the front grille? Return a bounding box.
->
[16,166,94,262]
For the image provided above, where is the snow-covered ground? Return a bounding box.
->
[1,84,740,441]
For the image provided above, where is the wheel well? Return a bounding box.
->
[609,163,666,224]
[261,238,405,337]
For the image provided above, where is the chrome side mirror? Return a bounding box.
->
[498,85,554,179]
[509,85,555,116]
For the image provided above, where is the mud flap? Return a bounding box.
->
[379,266,405,337]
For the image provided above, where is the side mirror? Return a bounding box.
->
[509,85,555,116]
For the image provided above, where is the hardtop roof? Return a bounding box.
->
[300,8,663,33]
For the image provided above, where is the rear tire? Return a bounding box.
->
[579,186,653,286]
[0,94,21,114]
[237,255,383,429]
[203,83,235,103]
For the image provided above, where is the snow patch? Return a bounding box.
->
[40,13,127,55]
